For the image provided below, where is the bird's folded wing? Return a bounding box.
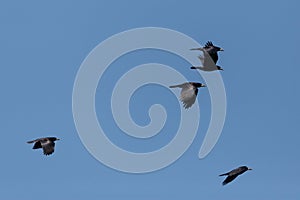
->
[222,174,238,185]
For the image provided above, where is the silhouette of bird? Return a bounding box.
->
[191,41,224,63]
[27,137,60,156]
[219,166,252,185]
[190,41,224,71]
[169,82,206,109]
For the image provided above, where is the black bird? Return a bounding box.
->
[169,82,206,109]
[27,137,60,156]
[191,41,224,64]
[219,166,252,185]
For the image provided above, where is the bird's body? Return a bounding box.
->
[191,41,224,63]
[169,82,206,109]
[190,55,223,71]
[219,166,252,185]
[191,41,224,71]
[27,137,60,156]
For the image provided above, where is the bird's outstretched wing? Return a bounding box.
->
[27,139,42,149]
[198,55,205,63]
[219,172,230,176]
[180,85,197,109]
[27,139,40,144]
[170,83,198,109]
[181,93,197,109]
[222,174,239,185]
[191,54,219,71]
[204,41,214,48]
[32,141,42,149]
[202,50,218,65]
[169,83,191,89]
[190,47,204,51]
[198,48,218,64]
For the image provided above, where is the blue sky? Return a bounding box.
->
[1,0,299,199]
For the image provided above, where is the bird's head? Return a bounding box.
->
[217,66,224,71]
[205,41,224,52]
[242,166,252,171]
[213,46,224,52]
[191,82,206,88]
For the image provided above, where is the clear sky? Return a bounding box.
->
[1,0,299,199]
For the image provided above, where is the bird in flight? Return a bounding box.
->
[190,41,224,71]
[191,41,224,64]
[169,82,206,109]
[219,166,252,185]
[190,54,224,71]
[27,137,60,156]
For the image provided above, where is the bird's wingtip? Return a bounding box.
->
[190,48,203,51]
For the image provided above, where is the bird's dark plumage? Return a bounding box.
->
[219,166,252,185]
[190,41,224,70]
[169,82,206,109]
[202,41,224,64]
[27,137,60,156]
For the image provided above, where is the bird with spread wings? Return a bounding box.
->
[27,137,60,156]
[190,41,224,71]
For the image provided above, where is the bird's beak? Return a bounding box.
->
[220,48,224,51]
[202,84,206,87]
[248,168,253,170]
[57,138,61,141]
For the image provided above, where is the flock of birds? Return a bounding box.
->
[27,41,251,185]
[168,41,252,185]
[169,41,224,109]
